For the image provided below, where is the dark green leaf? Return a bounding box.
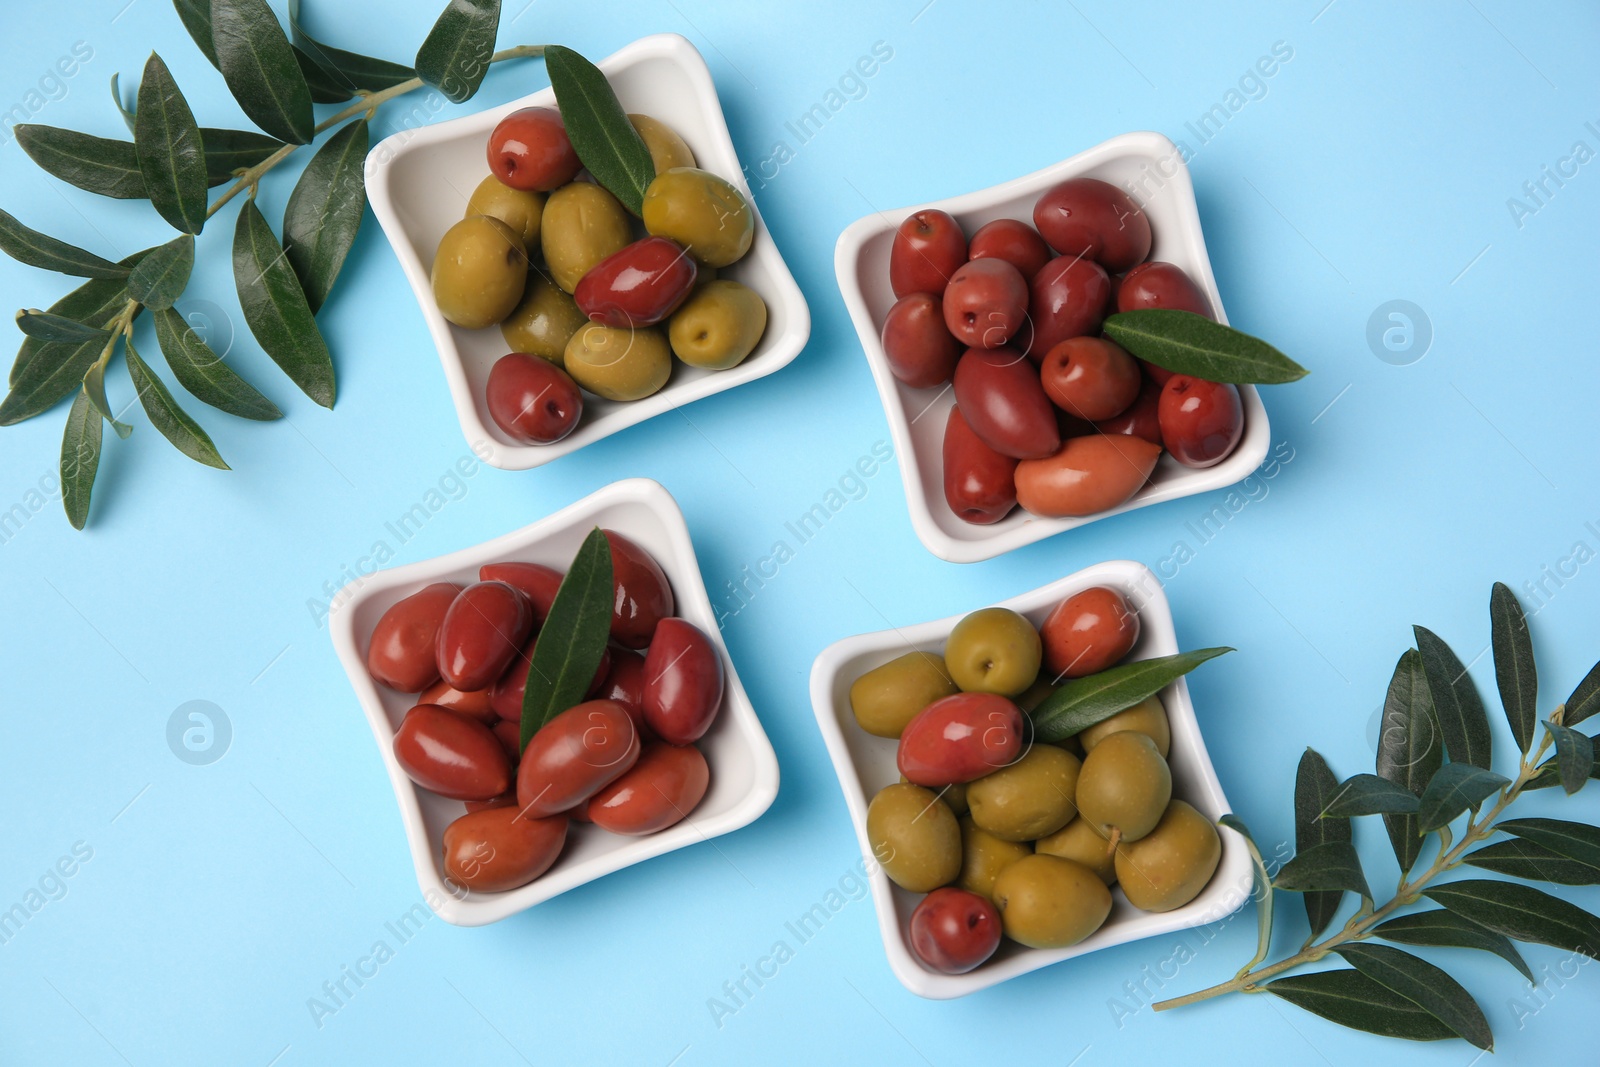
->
[1489,582,1538,754]
[1413,625,1493,770]
[81,345,132,440]
[15,311,110,345]
[110,72,137,135]
[1376,649,1443,873]
[1029,648,1233,743]
[1295,748,1352,938]
[126,234,195,311]
[1565,660,1600,727]
[294,45,356,103]
[1426,879,1600,960]
[0,208,127,278]
[153,307,280,421]
[211,0,315,144]
[15,125,147,200]
[1522,746,1600,791]
[201,127,285,187]
[2,267,140,424]
[1545,719,1595,794]
[1416,763,1509,832]
[283,119,368,313]
[172,0,219,67]
[1321,773,1422,818]
[1465,839,1600,887]
[9,258,145,388]
[233,199,335,407]
[125,338,227,469]
[416,0,500,104]
[1273,840,1372,907]
[1496,818,1600,870]
[1219,814,1273,971]
[521,527,615,749]
[1373,908,1533,982]
[1333,944,1491,1049]
[134,53,208,234]
[1101,309,1308,385]
[1264,970,1455,1042]
[545,44,655,215]
[289,0,416,93]
[59,389,101,530]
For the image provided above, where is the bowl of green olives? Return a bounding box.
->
[809,559,1252,998]
[366,33,810,469]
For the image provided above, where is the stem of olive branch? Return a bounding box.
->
[1152,732,1555,1012]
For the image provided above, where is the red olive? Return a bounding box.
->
[487,107,580,192]
[606,530,674,649]
[1116,261,1212,318]
[889,209,967,298]
[598,647,650,725]
[1039,337,1141,421]
[1159,375,1243,468]
[574,236,698,328]
[1026,256,1110,359]
[491,719,522,763]
[881,292,961,388]
[942,405,1018,525]
[366,582,462,692]
[898,692,1025,786]
[909,887,1002,974]
[942,258,1029,349]
[968,218,1051,281]
[418,680,497,724]
[1093,374,1164,446]
[442,806,568,893]
[516,699,641,817]
[588,743,710,835]
[951,347,1060,460]
[486,353,583,445]
[478,562,564,622]
[490,637,611,723]
[393,704,513,801]
[463,792,517,813]
[1032,177,1151,272]
[436,581,534,692]
[1040,586,1140,679]
[643,618,724,746]
[1014,434,1162,517]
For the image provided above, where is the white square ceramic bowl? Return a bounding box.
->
[329,478,780,926]
[834,132,1270,563]
[366,34,810,470]
[809,559,1251,998]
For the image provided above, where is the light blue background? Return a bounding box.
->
[1,1,1597,1063]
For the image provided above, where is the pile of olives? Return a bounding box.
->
[851,585,1221,974]
[880,177,1246,524]
[430,106,769,446]
[364,530,723,894]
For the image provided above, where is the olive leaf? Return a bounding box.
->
[1426,879,1600,961]
[111,72,138,134]
[1490,582,1538,754]
[171,0,219,67]
[14,311,111,345]
[82,346,133,440]
[0,208,127,279]
[1464,839,1600,887]
[1273,840,1372,908]
[1264,970,1456,1042]
[545,44,656,215]
[126,234,195,311]
[1319,773,1421,818]
[1415,763,1509,832]
[201,128,285,186]
[134,53,208,235]
[1101,309,1309,385]
[153,307,280,422]
[1544,719,1595,794]
[211,0,315,145]
[15,125,147,200]
[289,0,416,93]
[1375,649,1442,873]
[1294,748,1352,939]
[126,338,227,469]
[521,527,614,749]
[1496,818,1600,870]
[1565,660,1600,728]
[283,119,368,313]
[1372,909,1533,982]
[233,199,336,408]
[294,45,356,103]
[59,389,101,530]
[1333,944,1492,1050]
[1,266,142,425]
[1029,648,1232,743]
[1413,625,1492,770]
[416,0,500,104]
[1219,814,1274,973]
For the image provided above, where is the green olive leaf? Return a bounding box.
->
[126,234,195,311]
[110,71,138,135]
[153,306,281,422]
[1489,582,1538,754]
[15,125,147,200]
[1294,748,1355,938]
[125,337,228,469]
[1332,944,1492,1050]
[1415,763,1509,832]
[545,44,655,215]
[294,45,356,103]
[1028,647,1233,743]
[1372,908,1533,983]
[521,527,615,750]
[14,310,112,345]
[201,127,285,187]
[1102,309,1309,385]
[59,388,102,530]
[1465,835,1600,887]
[134,53,208,235]
[1543,719,1594,795]
[1264,970,1456,1042]
[211,0,315,145]
[82,345,133,440]
[283,119,368,313]
[289,0,416,94]
[232,199,335,407]
[1218,814,1274,974]
[0,208,128,279]
[1495,818,1600,870]
[1413,625,1493,770]
[1426,879,1600,961]
[1375,649,1442,873]
[415,0,500,104]
[1318,773,1422,818]
[1272,840,1372,909]
[1565,660,1600,728]
[171,0,219,67]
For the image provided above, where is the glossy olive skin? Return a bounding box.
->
[991,854,1112,949]
[606,530,675,648]
[564,324,672,401]
[952,347,1060,460]
[588,742,710,835]
[466,175,545,248]
[1081,694,1170,758]
[1116,800,1221,911]
[849,651,958,739]
[898,692,1025,786]
[942,406,1018,525]
[641,168,754,268]
[968,218,1051,281]
[968,744,1083,842]
[487,106,581,192]
[516,699,641,817]
[643,618,723,745]
[367,582,462,692]
[490,637,611,723]
[882,293,961,388]
[501,272,588,365]
[478,562,562,621]
[942,259,1028,349]
[1035,817,1116,885]
[889,209,967,298]
[1076,730,1172,844]
[598,648,651,734]
[541,182,632,293]
[629,114,695,173]
[419,681,496,724]
[1040,586,1140,679]
[1015,434,1162,518]
[945,607,1041,697]
[1159,375,1243,468]
[575,236,698,328]
[866,783,961,892]
[463,792,517,813]
[668,280,767,370]
[491,719,522,763]
[436,581,534,692]
[1032,177,1151,272]
[443,806,568,893]
[1025,256,1111,359]
[909,887,1003,974]
[393,704,513,800]
[1093,373,1163,445]
[432,217,528,329]
[486,353,584,445]
[1040,337,1141,421]
[957,816,1032,902]
[1116,261,1211,318]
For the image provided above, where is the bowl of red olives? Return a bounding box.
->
[329,477,779,925]
[834,132,1271,562]
[366,33,810,470]
[809,559,1252,997]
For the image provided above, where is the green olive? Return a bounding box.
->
[563,324,672,401]
[1075,731,1172,845]
[466,174,545,248]
[900,775,967,816]
[641,167,754,268]
[541,182,631,292]
[957,816,1031,902]
[866,783,960,893]
[668,280,767,371]
[849,651,957,739]
[629,114,696,173]
[501,271,589,366]
[991,854,1112,949]
[943,607,1042,697]
[1035,817,1116,885]
[431,216,528,329]
[1115,800,1220,912]
[1080,694,1171,758]
[966,744,1081,842]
